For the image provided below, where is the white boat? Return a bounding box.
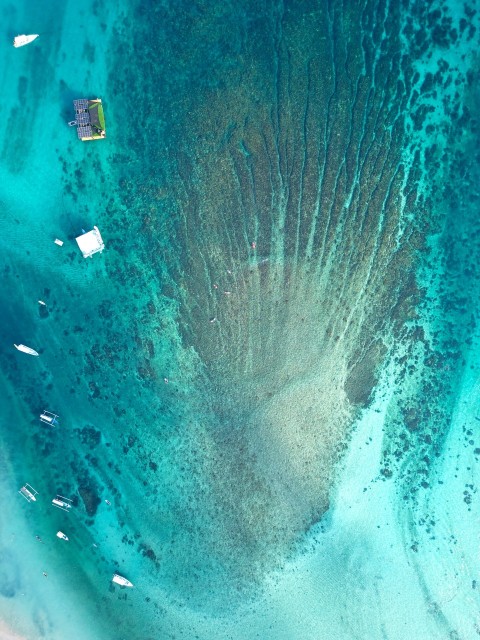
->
[56,531,69,541]
[40,410,59,426]
[13,34,39,48]
[14,344,39,356]
[52,495,73,511]
[19,483,38,502]
[112,573,134,588]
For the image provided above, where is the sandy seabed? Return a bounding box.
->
[0,620,27,640]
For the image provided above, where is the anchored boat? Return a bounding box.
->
[52,495,73,512]
[40,410,59,426]
[19,483,38,502]
[13,34,39,48]
[112,574,134,588]
[14,344,39,356]
[56,531,69,541]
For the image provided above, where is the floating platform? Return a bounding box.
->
[71,99,106,141]
[75,226,105,258]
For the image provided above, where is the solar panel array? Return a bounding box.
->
[73,99,92,138]
[76,111,90,125]
[77,125,93,139]
[74,99,89,111]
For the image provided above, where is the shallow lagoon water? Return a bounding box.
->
[0,0,479,638]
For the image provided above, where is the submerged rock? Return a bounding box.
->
[78,484,101,517]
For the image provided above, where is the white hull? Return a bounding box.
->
[56,531,69,541]
[13,34,39,48]
[14,344,39,356]
[112,573,134,588]
[52,498,71,510]
[20,488,36,501]
[19,484,39,502]
[40,411,58,426]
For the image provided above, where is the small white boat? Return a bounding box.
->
[13,34,39,48]
[40,410,59,426]
[19,483,38,502]
[56,531,69,541]
[14,344,39,356]
[112,573,134,588]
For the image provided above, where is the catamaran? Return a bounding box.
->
[112,574,134,588]
[14,344,39,356]
[13,34,39,48]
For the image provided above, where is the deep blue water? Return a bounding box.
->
[0,0,479,638]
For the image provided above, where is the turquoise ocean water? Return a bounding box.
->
[0,0,479,638]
